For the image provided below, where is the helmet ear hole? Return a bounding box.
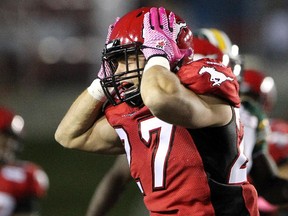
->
[136,11,143,18]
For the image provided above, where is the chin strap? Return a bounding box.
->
[125,92,143,107]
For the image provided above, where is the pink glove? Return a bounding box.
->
[97,17,120,79]
[97,60,111,79]
[142,7,184,67]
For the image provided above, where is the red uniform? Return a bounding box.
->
[0,161,49,216]
[105,59,259,215]
[268,118,288,165]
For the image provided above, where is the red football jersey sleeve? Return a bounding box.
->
[177,59,241,107]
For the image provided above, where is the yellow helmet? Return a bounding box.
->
[194,28,243,79]
[195,28,233,55]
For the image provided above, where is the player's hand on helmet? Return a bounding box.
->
[97,60,112,79]
[141,7,185,67]
[97,17,120,79]
[89,60,115,101]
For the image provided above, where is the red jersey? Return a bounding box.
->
[268,118,288,165]
[104,59,258,215]
[0,160,49,215]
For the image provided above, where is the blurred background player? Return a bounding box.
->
[0,106,49,216]
[267,118,288,215]
[239,68,277,116]
[240,70,288,216]
[268,118,288,179]
[239,69,279,216]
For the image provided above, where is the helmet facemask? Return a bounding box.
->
[100,39,144,107]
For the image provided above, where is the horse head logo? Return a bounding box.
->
[199,66,234,86]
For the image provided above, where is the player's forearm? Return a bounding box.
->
[55,89,104,149]
[141,64,180,113]
[141,61,196,125]
[86,169,131,216]
[86,181,119,216]
[141,64,231,128]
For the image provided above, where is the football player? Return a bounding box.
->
[0,107,49,216]
[268,118,288,178]
[86,28,248,216]
[240,70,288,216]
[55,7,259,215]
[256,118,288,216]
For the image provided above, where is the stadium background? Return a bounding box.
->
[1,0,288,215]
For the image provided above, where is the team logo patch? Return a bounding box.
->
[156,40,166,49]
[199,66,234,86]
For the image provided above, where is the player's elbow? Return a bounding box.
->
[54,128,75,149]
